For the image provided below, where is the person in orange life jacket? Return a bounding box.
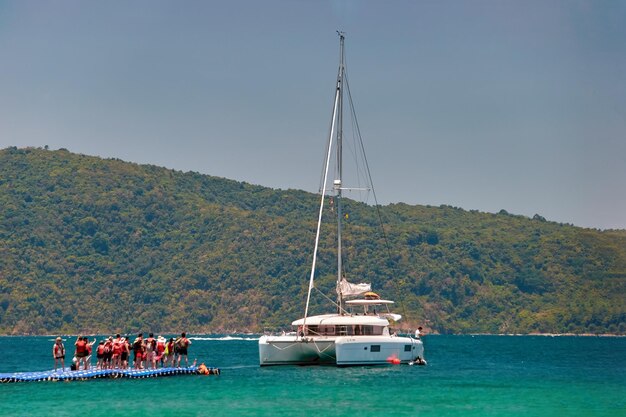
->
[53,337,65,372]
[111,334,123,369]
[74,336,89,370]
[96,341,106,369]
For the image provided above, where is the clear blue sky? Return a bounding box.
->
[1,0,625,229]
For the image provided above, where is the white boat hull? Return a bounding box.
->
[259,334,424,366]
[335,336,423,366]
[259,334,336,366]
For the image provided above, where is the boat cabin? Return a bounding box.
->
[303,323,388,337]
[291,297,401,338]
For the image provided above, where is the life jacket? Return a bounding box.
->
[113,340,123,355]
[54,343,65,357]
[166,341,174,354]
[76,340,87,354]
[97,344,105,355]
[157,341,165,354]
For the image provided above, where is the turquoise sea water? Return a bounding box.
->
[0,335,624,416]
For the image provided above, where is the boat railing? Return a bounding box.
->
[262,328,296,336]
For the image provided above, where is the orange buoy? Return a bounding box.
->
[386,355,401,365]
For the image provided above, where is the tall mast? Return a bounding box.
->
[335,32,345,313]
[303,33,343,324]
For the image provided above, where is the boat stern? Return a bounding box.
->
[334,336,424,366]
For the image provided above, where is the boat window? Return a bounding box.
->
[360,326,384,336]
[296,325,387,336]
[404,345,412,352]
[320,325,335,336]
[370,345,381,352]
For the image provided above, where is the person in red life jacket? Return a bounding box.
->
[53,337,65,372]
[111,334,123,369]
[96,341,106,369]
[74,336,89,370]
[175,332,192,368]
[132,333,144,369]
[165,338,176,367]
[155,336,166,367]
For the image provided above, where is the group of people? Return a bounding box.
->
[53,332,192,372]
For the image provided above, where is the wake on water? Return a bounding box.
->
[189,335,259,342]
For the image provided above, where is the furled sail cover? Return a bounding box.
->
[338,278,371,297]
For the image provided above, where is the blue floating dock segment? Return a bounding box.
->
[0,366,221,383]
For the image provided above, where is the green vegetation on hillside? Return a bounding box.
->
[1,147,625,335]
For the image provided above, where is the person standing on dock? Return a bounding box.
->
[103,337,113,369]
[165,338,175,367]
[111,334,123,369]
[155,336,166,367]
[132,333,145,369]
[175,332,191,367]
[121,337,130,369]
[53,337,65,371]
[96,341,106,369]
[75,336,93,370]
[145,333,156,369]
[85,337,96,369]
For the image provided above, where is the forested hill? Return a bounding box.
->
[1,147,625,335]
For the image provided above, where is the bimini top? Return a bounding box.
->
[292,314,390,327]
